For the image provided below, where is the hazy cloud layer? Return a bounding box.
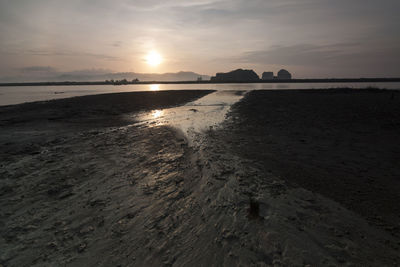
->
[0,0,399,78]
[0,67,210,83]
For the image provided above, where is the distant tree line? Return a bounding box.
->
[105,78,139,85]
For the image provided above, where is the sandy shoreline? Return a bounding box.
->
[0,90,215,127]
[1,89,400,266]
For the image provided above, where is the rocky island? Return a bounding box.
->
[210,69,260,82]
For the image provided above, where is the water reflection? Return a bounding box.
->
[149,84,160,91]
[133,91,245,145]
[152,109,163,118]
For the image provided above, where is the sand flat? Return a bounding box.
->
[221,89,400,232]
[1,89,400,266]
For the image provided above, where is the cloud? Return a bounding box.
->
[112,41,122,47]
[234,43,360,66]
[19,66,57,73]
[227,42,400,77]
[17,49,124,62]
[1,0,400,77]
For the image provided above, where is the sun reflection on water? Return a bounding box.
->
[149,84,160,91]
[152,109,163,118]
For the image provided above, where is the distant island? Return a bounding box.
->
[263,69,292,80]
[0,71,211,84]
[210,69,260,82]
[210,68,293,82]
[1,68,400,86]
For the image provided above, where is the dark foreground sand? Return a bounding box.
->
[1,89,400,266]
[221,89,400,234]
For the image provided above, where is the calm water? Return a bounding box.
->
[1,82,399,106]
[132,90,245,145]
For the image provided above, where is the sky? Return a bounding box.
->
[1,0,400,79]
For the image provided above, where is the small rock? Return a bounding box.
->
[26,224,38,231]
[47,241,57,249]
[126,213,135,219]
[78,243,87,253]
[79,226,94,235]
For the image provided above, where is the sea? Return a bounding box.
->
[1,82,400,106]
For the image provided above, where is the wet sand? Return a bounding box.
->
[1,89,400,266]
[221,89,400,234]
[0,90,215,128]
[0,90,214,266]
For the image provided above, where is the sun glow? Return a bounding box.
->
[149,84,160,91]
[146,51,162,66]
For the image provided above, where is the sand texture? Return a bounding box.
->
[1,89,400,266]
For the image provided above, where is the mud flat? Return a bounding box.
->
[0,90,214,266]
[214,88,400,264]
[221,89,400,232]
[1,88,400,266]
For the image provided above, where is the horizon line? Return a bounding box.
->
[1,77,400,87]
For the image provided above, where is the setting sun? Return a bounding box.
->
[146,51,162,66]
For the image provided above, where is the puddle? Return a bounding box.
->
[132,90,246,145]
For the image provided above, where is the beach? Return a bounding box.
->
[222,89,400,233]
[1,89,400,266]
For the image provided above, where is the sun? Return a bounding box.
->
[146,51,162,66]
